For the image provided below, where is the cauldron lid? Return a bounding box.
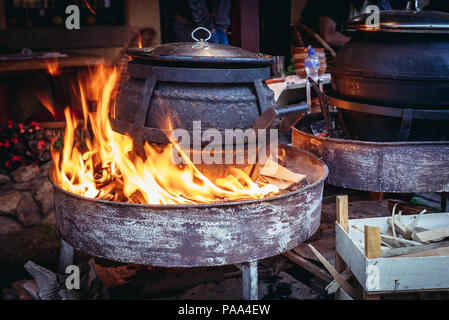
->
[127,42,273,67]
[127,27,272,67]
[347,10,449,34]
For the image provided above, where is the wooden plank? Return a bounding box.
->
[231,0,260,52]
[382,241,449,258]
[309,244,361,300]
[364,226,381,259]
[413,226,449,243]
[0,79,7,125]
[335,222,369,291]
[336,195,349,232]
[362,292,381,300]
[369,192,385,201]
[0,26,134,50]
[399,247,449,258]
[0,55,104,75]
[375,256,449,292]
[0,0,6,30]
[336,195,349,273]
[283,251,333,283]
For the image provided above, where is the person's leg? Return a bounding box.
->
[211,0,231,32]
[210,0,231,45]
[216,29,229,45]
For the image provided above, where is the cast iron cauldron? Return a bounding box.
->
[111,28,284,180]
[112,28,276,145]
[331,10,449,141]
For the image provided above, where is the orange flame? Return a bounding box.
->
[35,90,57,119]
[84,0,96,15]
[133,29,143,48]
[45,59,60,76]
[50,66,279,205]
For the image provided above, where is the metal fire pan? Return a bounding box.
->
[51,145,328,268]
[293,113,449,193]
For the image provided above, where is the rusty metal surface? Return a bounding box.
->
[51,145,328,268]
[346,10,449,33]
[126,63,271,83]
[114,71,276,139]
[328,96,449,142]
[293,114,449,193]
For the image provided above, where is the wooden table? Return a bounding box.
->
[0,54,105,124]
[0,54,104,75]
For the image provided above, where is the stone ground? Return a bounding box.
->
[0,187,441,300]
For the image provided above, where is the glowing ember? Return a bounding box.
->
[50,65,279,205]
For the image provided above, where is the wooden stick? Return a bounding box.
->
[382,241,449,258]
[387,217,412,240]
[407,209,426,231]
[336,195,349,273]
[325,270,352,294]
[390,203,399,239]
[380,234,423,246]
[352,225,423,246]
[308,244,361,300]
[364,226,381,259]
[283,251,333,283]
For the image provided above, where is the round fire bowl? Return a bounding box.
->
[51,145,328,268]
[293,113,449,193]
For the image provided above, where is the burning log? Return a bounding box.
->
[260,158,306,183]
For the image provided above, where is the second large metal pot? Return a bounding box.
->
[332,10,449,109]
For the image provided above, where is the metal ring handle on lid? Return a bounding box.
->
[406,0,421,12]
[191,27,212,42]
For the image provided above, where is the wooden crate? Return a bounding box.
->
[336,210,449,295]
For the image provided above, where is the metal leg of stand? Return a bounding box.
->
[306,82,312,114]
[236,260,258,300]
[59,239,75,274]
[441,194,449,212]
